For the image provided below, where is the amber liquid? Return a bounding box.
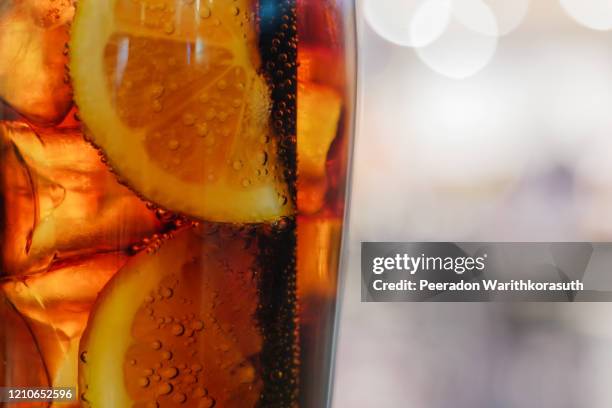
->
[0,0,354,406]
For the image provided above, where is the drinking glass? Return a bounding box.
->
[0,0,355,406]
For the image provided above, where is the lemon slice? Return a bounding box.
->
[69,0,292,223]
[79,227,262,407]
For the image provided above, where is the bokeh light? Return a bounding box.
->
[415,16,498,79]
[560,0,612,31]
[363,0,451,47]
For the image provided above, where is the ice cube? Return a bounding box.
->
[0,289,49,389]
[297,81,341,214]
[2,252,129,389]
[0,0,74,125]
[0,121,163,276]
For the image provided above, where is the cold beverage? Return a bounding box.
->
[0,0,354,407]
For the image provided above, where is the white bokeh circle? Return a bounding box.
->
[560,0,612,31]
[363,0,451,47]
[415,12,498,79]
[480,0,530,35]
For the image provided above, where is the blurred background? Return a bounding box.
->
[333,0,612,406]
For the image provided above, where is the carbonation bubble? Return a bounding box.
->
[199,6,211,18]
[161,367,179,379]
[196,123,209,136]
[173,393,187,403]
[156,382,173,396]
[182,113,195,126]
[199,396,215,407]
[171,323,185,336]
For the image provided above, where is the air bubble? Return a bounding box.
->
[143,368,154,376]
[241,178,251,187]
[191,364,203,372]
[217,80,227,90]
[151,84,165,98]
[232,160,243,170]
[232,99,242,108]
[182,113,195,126]
[152,100,163,112]
[259,151,268,165]
[163,21,175,34]
[199,6,211,18]
[184,374,197,384]
[156,382,173,396]
[173,393,187,404]
[161,367,179,379]
[138,377,150,388]
[191,320,204,331]
[168,140,180,150]
[161,287,173,298]
[145,401,159,408]
[237,365,255,383]
[171,323,185,336]
[161,350,173,360]
[196,123,209,136]
[193,386,207,397]
[80,351,88,363]
[200,396,215,407]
